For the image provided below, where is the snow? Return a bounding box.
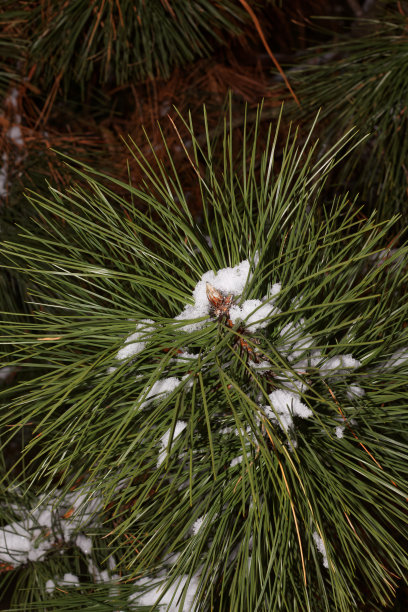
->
[229,299,278,331]
[293,349,322,371]
[382,348,408,369]
[175,258,254,332]
[76,534,92,555]
[174,304,208,334]
[275,371,307,394]
[162,421,187,447]
[0,504,90,567]
[46,574,80,593]
[264,389,312,432]
[157,421,187,467]
[249,360,271,371]
[88,559,121,586]
[181,373,194,391]
[346,384,365,400]
[162,552,181,566]
[0,366,15,381]
[87,559,111,583]
[313,531,329,568]
[7,125,24,146]
[61,573,80,587]
[129,571,201,611]
[0,517,54,566]
[191,515,207,535]
[0,488,102,568]
[335,425,345,439]
[6,87,19,109]
[268,283,282,298]
[116,319,154,361]
[175,351,199,363]
[142,377,183,409]
[369,248,404,270]
[59,489,103,544]
[219,426,234,434]
[0,88,24,200]
[204,260,252,295]
[230,456,243,467]
[319,354,361,377]
[279,320,314,362]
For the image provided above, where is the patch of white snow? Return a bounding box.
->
[313,531,329,568]
[157,421,187,467]
[116,319,154,361]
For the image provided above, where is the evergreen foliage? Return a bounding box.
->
[2,1,408,609]
[289,1,408,224]
[0,5,25,102]
[1,107,408,610]
[10,0,248,94]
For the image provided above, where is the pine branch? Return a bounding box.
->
[15,0,249,95]
[285,2,408,225]
[1,104,408,610]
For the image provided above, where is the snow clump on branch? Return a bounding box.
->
[112,257,367,445]
[0,489,102,568]
[157,421,187,467]
[175,258,256,332]
[116,319,154,361]
[128,568,201,611]
[313,531,329,569]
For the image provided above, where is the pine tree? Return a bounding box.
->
[1,105,408,610]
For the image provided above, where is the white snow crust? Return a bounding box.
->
[191,514,207,536]
[157,421,187,467]
[129,570,201,611]
[346,384,365,400]
[116,319,154,361]
[335,425,345,439]
[319,354,361,377]
[142,377,183,410]
[264,389,312,432]
[313,531,329,568]
[229,299,278,331]
[175,259,253,332]
[0,488,101,568]
[382,348,408,369]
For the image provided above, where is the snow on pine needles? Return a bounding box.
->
[113,256,368,458]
